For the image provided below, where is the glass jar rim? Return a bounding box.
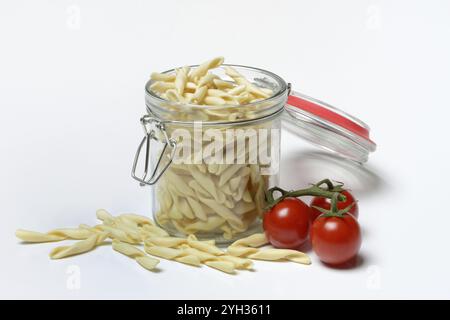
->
[145,64,288,110]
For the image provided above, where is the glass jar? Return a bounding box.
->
[132,64,376,243]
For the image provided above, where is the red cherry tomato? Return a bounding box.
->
[310,213,361,265]
[263,197,311,249]
[310,190,358,221]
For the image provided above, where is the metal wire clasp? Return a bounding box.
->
[131,115,177,186]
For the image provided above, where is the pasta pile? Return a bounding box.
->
[148,57,281,241]
[150,56,273,110]
[16,209,310,274]
[156,161,270,241]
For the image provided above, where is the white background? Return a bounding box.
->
[1,0,450,299]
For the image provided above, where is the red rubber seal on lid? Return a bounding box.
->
[287,95,371,141]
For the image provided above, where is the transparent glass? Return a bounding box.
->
[144,65,288,243]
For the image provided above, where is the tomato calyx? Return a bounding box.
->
[265,179,347,210]
[312,192,356,218]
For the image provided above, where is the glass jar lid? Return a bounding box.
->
[283,90,377,163]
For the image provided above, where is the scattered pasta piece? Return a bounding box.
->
[186,235,223,256]
[144,245,183,260]
[174,255,202,267]
[49,232,108,259]
[112,240,160,271]
[144,244,201,267]
[219,255,253,270]
[229,233,268,248]
[119,213,154,226]
[204,260,235,274]
[135,256,160,270]
[96,208,114,223]
[248,249,311,265]
[146,236,186,248]
[16,226,98,243]
[227,233,310,265]
[226,246,259,257]
[98,224,139,244]
[16,229,69,243]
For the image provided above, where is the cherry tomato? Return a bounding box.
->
[310,213,361,265]
[263,197,311,249]
[310,190,358,221]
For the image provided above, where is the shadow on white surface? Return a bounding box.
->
[280,150,387,199]
[319,254,368,271]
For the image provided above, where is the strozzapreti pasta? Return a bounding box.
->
[16,209,310,274]
[112,240,160,271]
[15,228,93,243]
[49,232,108,259]
[227,233,311,265]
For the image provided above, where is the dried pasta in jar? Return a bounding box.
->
[133,57,289,242]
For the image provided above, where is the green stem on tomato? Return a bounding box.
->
[312,192,356,218]
[331,192,339,213]
[265,184,346,210]
[314,179,335,191]
[265,186,289,204]
[314,179,345,193]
